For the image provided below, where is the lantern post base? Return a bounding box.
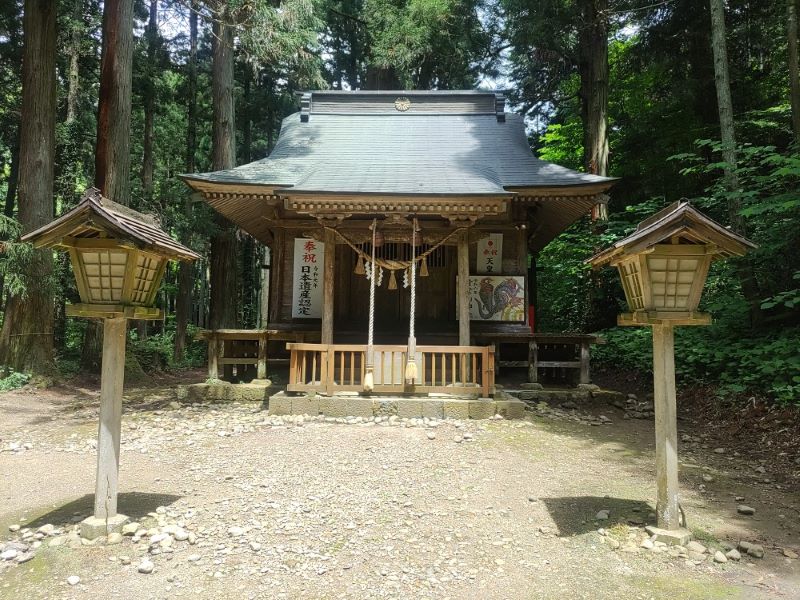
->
[80,514,130,540]
[644,525,693,547]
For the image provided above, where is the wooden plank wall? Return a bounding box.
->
[269,225,529,332]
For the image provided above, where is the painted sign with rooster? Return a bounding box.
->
[466,275,526,321]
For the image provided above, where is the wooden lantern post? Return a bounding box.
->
[22,188,199,539]
[588,202,755,541]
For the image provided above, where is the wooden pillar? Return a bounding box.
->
[208,332,219,379]
[457,229,470,346]
[322,228,335,344]
[579,340,591,384]
[94,316,126,520]
[256,332,268,380]
[653,323,680,530]
[528,340,538,383]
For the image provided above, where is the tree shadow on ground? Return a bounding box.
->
[24,492,182,529]
[542,496,655,537]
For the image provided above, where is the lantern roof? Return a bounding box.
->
[587,201,756,268]
[22,188,200,262]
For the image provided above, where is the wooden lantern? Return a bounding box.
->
[587,202,755,538]
[23,187,199,320]
[589,201,756,327]
[22,187,199,539]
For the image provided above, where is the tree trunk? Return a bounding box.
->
[709,0,763,326]
[82,0,134,372]
[578,0,609,220]
[3,134,19,218]
[0,0,57,375]
[174,1,198,362]
[94,0,134,203]
[789,0,800,143]
[140,0,157,204]
[209,15,238,330]
[66,0,83,123]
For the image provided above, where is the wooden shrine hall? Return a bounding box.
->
[181,90,616,399]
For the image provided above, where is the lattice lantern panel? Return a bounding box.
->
[70,244,166,308]
[616,245,712,315]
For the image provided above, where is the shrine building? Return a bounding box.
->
[181,90,616,402]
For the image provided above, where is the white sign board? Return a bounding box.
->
[291,238,324,318]
[476,233,503,274]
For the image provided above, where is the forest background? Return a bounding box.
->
[0,0,798,405]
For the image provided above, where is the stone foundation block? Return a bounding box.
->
[374,400,398,416]
[320,397,349,418]
[344,398,375,418]
[396,399,424,419]
[422,400,444,419]
[268,394,292,416]
[443,400,470,420]
[292,396,320,416]
[468,400,496,420]
[645,526,693,546]
[495,399,526,419]
[80,514,129,540]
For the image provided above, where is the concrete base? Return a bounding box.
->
[269,392,526,420]
[645,525,693,546]
[80,514,129,540]
[177,380,272,403]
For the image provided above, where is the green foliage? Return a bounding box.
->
[0,369,31,392]
[0,216,33,299]
[594,325,800,405]
[129,324,206,372]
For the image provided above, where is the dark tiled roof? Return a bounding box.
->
[182,91,615,196]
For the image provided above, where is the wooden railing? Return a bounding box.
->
[286,344,495,397]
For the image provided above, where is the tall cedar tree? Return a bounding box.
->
[788,0,800,142]
[174,0,199,361]
[81,0,135,370]
[0,0,57,374]
[209,11,239,330]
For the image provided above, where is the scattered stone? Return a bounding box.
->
[227,526,245,537]
[713,448,725,454]
[737,505,755,516]
[713,551,728,563]
[1,548,18,561]
[725,549,741,561]
[604,537,620,549]
[137,559,155,574]
[249,541,262,552]
[174,528,189,542]
[122,522,139,536]
[15,552,34,564]
[453,435,463,444]
[702,474,714,483]
[119,556,131,565]
[67,575,80,586]
[595,510,610,521]
[107,532,123,545]
[36,524,55,536]
[738,541,764,558]
[426,431,436,440]
[187,554,201,562]
[783,549,799,559]
[8,524,20,533]
[640,539,654,550]
[686,541,707,554]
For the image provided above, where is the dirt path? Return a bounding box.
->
[0,384,798,599]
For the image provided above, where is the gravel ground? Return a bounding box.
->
[0,384,798,599]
